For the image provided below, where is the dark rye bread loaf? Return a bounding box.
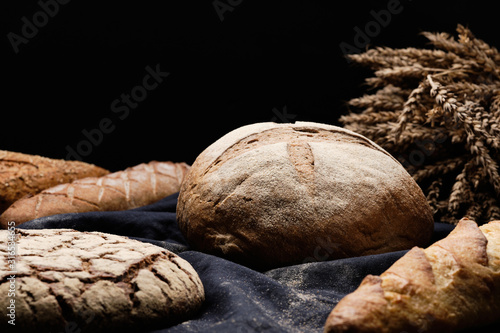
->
[177,121,434,269]
[0,229,204,332]
[0,150,109,214]
[0,161,189,228]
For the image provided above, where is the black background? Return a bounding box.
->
[2,0,499,172]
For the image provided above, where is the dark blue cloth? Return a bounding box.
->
[19,194,499,332]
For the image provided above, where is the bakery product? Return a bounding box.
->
[0,228,204,332]
[0,161,189,228]
[0,161,189,227]
[324,218,500,333]
[177,121,434,269]
[0,150,109,213]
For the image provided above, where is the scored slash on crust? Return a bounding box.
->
[286,141,315,194]
[0,161,190,225]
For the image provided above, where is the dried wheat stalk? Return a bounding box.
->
[341,24,500,225]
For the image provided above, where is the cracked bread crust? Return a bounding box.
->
[0,161,190,228]
[177,122,434,269]
[0,229,204,332]
[0,150,109,214]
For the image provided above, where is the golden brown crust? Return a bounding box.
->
[177,122,434,269]
[324,218,500,333]
[0,161,190,227]
[0,150,109,214]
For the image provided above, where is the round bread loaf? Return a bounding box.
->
[0,229,204,332]
[177,121,434,269]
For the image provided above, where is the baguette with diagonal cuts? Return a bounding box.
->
[0,161,190,228]
[0,150,109,214]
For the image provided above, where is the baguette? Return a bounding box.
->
[0,150,109,213]
[324,218,500,333]
[0,161,189,228]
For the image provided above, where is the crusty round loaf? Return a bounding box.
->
[0,228,204,332]
[177,121,434,269]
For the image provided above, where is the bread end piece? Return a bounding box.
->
[324,218,500,333]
